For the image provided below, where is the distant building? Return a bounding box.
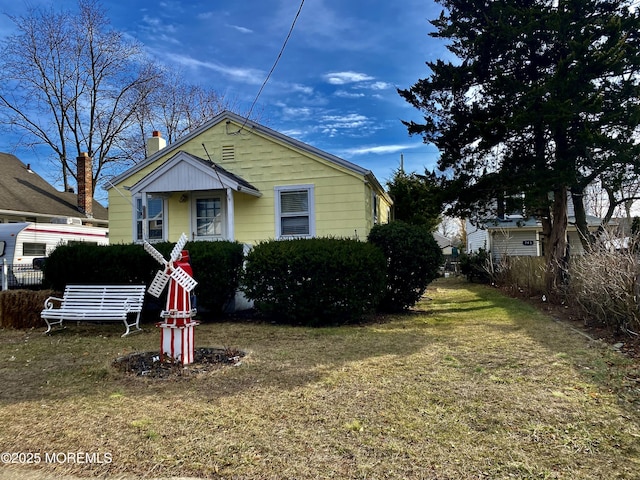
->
[466,196,601,261]
[433,231,453,256]
[0,152,108,226]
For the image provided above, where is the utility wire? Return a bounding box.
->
[237,0,305,132]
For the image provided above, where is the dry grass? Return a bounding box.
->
[0,277,639,480]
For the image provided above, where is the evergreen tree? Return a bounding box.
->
[399,0,640,291]
[386,168,442,231]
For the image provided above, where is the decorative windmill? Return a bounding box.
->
[144,233,199,365]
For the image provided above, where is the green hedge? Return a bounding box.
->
[43,243,156,291]
[182,241,245,315]
[42,240,245,317]
[241,237,386,326]
[368,221,444,312]
[459,248,491,283]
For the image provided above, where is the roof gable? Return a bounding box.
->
[109,111,391,203]
[433,231,452,248]
[130,151,260,196]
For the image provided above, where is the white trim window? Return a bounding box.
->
[193,195,225,240]
[135,195,165,242]
[275,185,315,238]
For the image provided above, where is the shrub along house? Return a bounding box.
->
[106,111,392,246]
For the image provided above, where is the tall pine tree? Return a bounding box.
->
[400,0,640,291]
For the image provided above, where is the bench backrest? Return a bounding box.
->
[61,285,146,311]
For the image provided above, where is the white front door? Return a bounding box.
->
[192,193,226,241]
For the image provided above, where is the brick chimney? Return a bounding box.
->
[146,130,167,157]
[77,152,93,218]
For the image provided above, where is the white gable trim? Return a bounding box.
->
[129,151,260,197]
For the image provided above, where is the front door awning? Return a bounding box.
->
[129,151,261,197]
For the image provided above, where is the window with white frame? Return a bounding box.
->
[194,196,224,239]
[275,185,315,238]
[135,195,165,242]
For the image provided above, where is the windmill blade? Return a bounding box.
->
[169,233,188,263]
[144,242,167,266]
[170,266,198,292]
[148,269,170,297]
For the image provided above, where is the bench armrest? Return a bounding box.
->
[43,296,64,310]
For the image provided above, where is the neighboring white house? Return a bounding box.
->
[466,197,602,261]
[433,231,453,256]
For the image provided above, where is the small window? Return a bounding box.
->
[275,185,314,238]
[0,241,5,257]
[195,197,223,237]
[23,243,46,256]
[136,196,164,241]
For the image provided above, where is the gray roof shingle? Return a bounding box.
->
[0,152,108,224]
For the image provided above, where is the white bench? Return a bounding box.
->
[41,285,146,337]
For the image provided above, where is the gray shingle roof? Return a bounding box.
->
[0,152,108,224]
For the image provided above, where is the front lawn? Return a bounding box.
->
[0,277,638,479]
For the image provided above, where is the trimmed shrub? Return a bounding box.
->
[241,237,386,326]
[43,243,159,291]
[368,221,444,312]
[42,240,245,318]
[459,248,491,283]
[183,241,245,315]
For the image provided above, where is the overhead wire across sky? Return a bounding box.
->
[238,0,305,131]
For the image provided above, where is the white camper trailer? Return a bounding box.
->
[0,219,109,287]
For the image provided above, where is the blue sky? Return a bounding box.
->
[0,0,449,203]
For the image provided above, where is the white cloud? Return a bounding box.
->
[164,53,265,84]
[370,81,393,90]
[291,84,314,95]
[142,15,177,34]
[280,128,305,138]
[226,24,253,34]
[345,143,424,156]
[324,71,374,85]
[281,107,313,119]
[321,113,368,129]
[334,90,365,98]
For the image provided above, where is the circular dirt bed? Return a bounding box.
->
[112,347,245,378]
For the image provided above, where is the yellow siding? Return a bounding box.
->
[107,190,134,244]
[168,197,190,239]
[108,119,388,245]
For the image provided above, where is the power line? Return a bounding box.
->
[237,0,305,132]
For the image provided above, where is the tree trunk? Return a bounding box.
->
[545,187,569,295]
[571,188,594,252]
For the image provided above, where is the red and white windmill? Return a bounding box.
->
[144,233,199,365]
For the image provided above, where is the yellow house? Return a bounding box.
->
[107,111,392,245]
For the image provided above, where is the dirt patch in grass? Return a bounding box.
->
[112,347,245,378]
